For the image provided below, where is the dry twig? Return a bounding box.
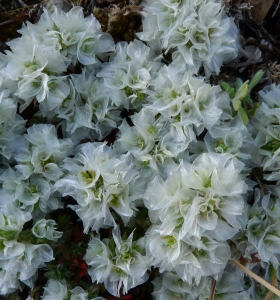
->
[208,278,217,300]
[230,259,280,297]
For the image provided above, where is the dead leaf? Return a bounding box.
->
[250,0,274,24]
[97,0,123,4]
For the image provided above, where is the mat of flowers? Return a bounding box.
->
[0,0,280,299]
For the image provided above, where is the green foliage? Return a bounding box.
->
[220,70,264,124]
[44,262,75,281]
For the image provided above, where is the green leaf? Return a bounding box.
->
[231,80,249,111]
[244,94,253,104]
[261,139,280,152]
[251,102,259,115]
[108,238,115,253]
[248,70,264,91]
[221,82,236,98]
[247,102,259,118]
[238,106,249,125]
[220,81,231,93]
[228,87,235,99]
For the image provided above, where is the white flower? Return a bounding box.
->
[0,268,20,295]
[84,235,113,283]
[174,236,231,285]
[180,153,246,239]
[42,279,68,300]
[77,32,115,65]
[15,124,73,181]
[112,227,148,279]
[85,226,148,297]
[55,142,139,232]
[32,219,63,241]
[42,279,102,300]
[152,272,206,300]
[145,225,183,272]
[204,115,253,164]
[199,263,250,299]
[0,239,54,294]
[0,210,32,241]
[69,287,88,300]
[0,240,26,260]
[0,90,17,124]
[145,153,246,241]
[138,0,239,76]
[257,83,280,123]
[39,75,71,114]
[261,188,280,223]
[1,36,65,81]
[257,221,280,263]
[0,114,26,160]
[69,68,121,140]
[16,72,49,104]
[97,40,162,110]
[18,243,54,283]
[251,84,280,183]
[146,65,224,142]
[115,119,156,161]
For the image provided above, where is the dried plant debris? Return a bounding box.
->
[250,0,274,24]
[268,61,280,84]
[97,0,123,4]
[45,0,72,13]
[93,3,142,42]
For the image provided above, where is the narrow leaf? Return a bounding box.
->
[248,70,264,91]
[220,82,233,95]
[238,106,249,125]
[108,238,115,252]
[228,87,235,99]
[232,97,241,111]
[244,94,253,104]
[231,80,249,110]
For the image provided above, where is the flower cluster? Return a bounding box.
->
[0,124,73,217]
[0,90,26,163]
[137,0,239,76]
[55,143,140,233]
[97,39,162,110]
[0,1,279,299]
[41,279,105,300]
[144,153,247,285]
[251,84,280,183]
[84,227,148,297]
[0,6,114,120]
[0,210,54,294]
[152,264,249,299]
[234,187,280,268]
